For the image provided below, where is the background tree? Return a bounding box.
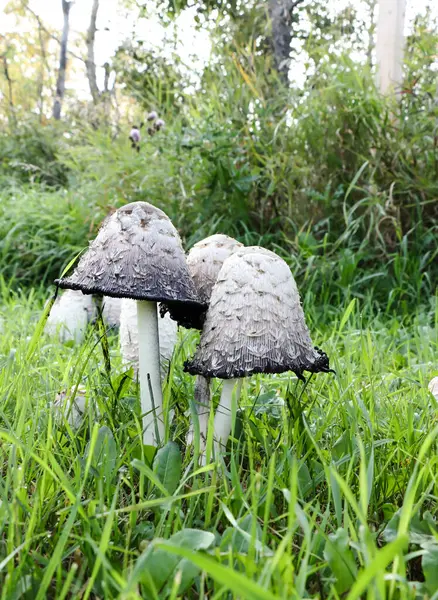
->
[53,0,72,120]
[268,0,305,79]
[86,0,100,104]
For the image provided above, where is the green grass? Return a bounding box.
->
[0,283,436,598]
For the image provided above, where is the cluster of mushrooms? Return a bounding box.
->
[49,201,333,456]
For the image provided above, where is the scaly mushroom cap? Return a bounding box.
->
[188,234,244,304]
[161,233,243,329]
[184,248,332,379]
[56,202,205,314]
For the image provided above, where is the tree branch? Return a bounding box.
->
[289,0,306,11]
[21,1,87,65]
[0,50,15,121]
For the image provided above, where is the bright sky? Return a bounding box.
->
[0,0,211,95]
[1,0,436,95]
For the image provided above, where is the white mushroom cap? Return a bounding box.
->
[56,202,204,314]
[187,234,243,305]
[53,385,99,430]
[162,233,242,329]
[119,298,177,380]
[428,377,438,400]
[46,289,95,344]
[101,296,122,328]
[185,248,331,380]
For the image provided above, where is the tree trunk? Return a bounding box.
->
[366,0,378,69]
[1,52,15,124]
[53,0,72,120]
[375,0,406,95]
[36,17,47,122]
[86,0,100,104]
[268,0,304,82]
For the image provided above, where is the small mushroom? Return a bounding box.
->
[46,289,95,344]
[184,246,333,453]
[46,292,121,344]
[101,296,122,329]
[428,377,438,400]
[53,385,99,430]
[56,201,204,445]
[119,298,178,381]
[187,234,244,309]
[185,234,243,447]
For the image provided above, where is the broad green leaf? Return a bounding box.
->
[422,545,438,595]
[297,460,311,496]
[131,529,215,596]
[338,298,356,335]
[383,509,438,546]
[154,441,182,495]
[161,530,215,596]
[132,458,170,497]
[85,426,117,482]
[221,513,264,554]
[156,542,281,600]
[347,534,408,600]
[324,528,358,594]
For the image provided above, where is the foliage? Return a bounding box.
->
[113,42,187,112]
[0,283,436,596]
[0,118,69,187]
[0,3,437,597]
[2,46,436,313]
[0,184,93,286]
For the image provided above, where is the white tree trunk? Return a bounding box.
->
[375,0,407,94]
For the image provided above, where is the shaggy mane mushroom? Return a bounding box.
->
[56,201,204,445]
[185,246,333,453]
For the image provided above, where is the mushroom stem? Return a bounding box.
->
[187,375,211,449]
[137,300,164,445]
[213,378,242,454]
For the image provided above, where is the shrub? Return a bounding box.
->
[0,118,69,188]
[0,184,99,287]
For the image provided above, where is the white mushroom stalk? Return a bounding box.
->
[137,301,162,440]
[120,297,177,381]
[213,379,243,451]
[56,201,204,446]
[184,235,243,449]
[185,246,333,454]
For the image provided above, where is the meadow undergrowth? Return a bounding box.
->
[0,6,437,598]
[0,284,436,598]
